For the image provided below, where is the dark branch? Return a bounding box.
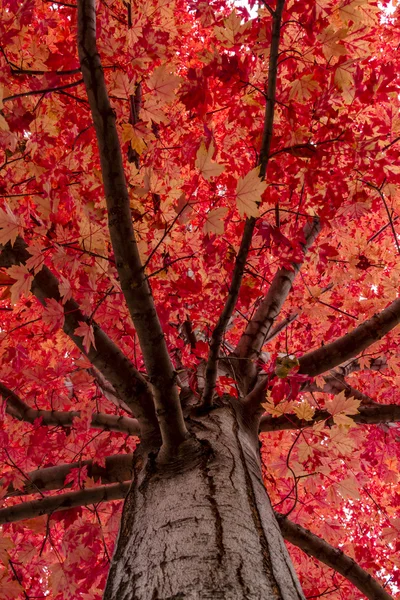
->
[260,403,400,432]
[201,0,286,407]
[77,0,187,449]
[0,483,130,524]
[299,298,400,377]
[3,79,84,102]
[235,217,320,367]
[276,514,394,600]
[3,454,133,498]
[0,238,157,442]
[1,381,140,436]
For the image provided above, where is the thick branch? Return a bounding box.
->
[276,514,394,600]
[299,298,400,377]
[201,219,257,406]
[1,381,140,436]
[201,0,285,407]
[235,217,320,363]
[304,376,376,405]
[260,403,400,432]
[77,0,187,448]
[0,238,157,442]
[3,454,133,498]
[0,483,130,524]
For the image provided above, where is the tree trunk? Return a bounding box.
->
[104,398,304,600]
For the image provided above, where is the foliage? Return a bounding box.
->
[0,0,400,598]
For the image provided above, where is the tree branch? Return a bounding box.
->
[299,298,400,377]
[201,0,286,408]
[3,454,133,498]
[0,482,130,524]
[0,381,140,436]
[276,514,394,600]
[77,0,187,449]
[300,371,377,405]
[234,217,320,366]
[0,238,157,442]
[260,403,400,432]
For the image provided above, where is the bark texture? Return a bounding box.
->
[104,401,305,600]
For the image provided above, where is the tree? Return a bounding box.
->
[0,0,399,597]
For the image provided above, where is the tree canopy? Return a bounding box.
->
[0,0,400,598]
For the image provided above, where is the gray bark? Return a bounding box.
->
[104,400,304,600]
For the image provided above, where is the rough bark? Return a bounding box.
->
[104,400,305,600]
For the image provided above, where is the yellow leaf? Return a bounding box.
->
[293,400,315,421]
[326,391,360,425]
[262,392,294,417]
[147,66,181,104]
[203,207,228,235]
[0,203,22,245]
[314,374,326,389]
[329,425,356,455]
[339,0,379,27]
[0,113,9,131]
[337,475,360,500]
[214,10,247,46]
[7,265,33,304]
[318,26,348,60]
[289,75,321,103]
[235,167,266,218]
[121,124,147,155]
[195,142,225,180]
[0,537,14,566]
[334,61,356,104]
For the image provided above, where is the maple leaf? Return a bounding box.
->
[293,399,315,421]
[262,392,294,417]
[0,113,9,132]
[203,207,228,235]
[334,61,356,104]
[289,75,321,103]
[235,167,266,218]
[7,265,33,304]
[326,391,360,426]
[147,66,181,104]
[214,10,246,46]
[0,572,23,599]
[121,124,147,156]
[110,72,137,99]
[0,537,14,566]
[318,26,348,61]
[328,425,356,455]
[339,0,379,27]
[195,142,225,181]
[141,97,167,124]
[74,322,96,353]
[337,475,360,500]
[0,204,22,246]
[59,275,73,304]
[42,298,65,332]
